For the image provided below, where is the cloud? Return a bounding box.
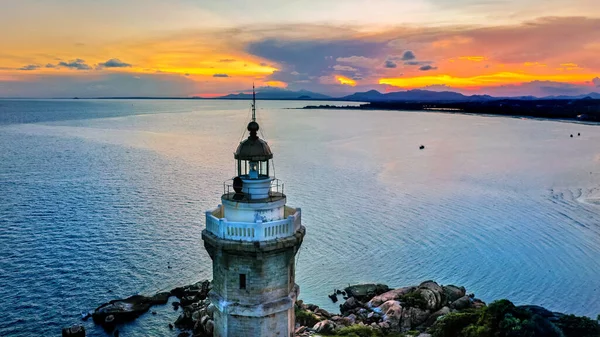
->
[419,65,437,71]
[0,73,200,98]
[97,58,132,68]
[18,64,40,71]
[593,77,600,87]
[333,64,358,71]
[213,73,229,77]
[290,71,300,75]
[336,56,379,68]
[57,59,91,70]
[384,60,397,68]
[45,63,56,68]
[401,51,416,61]
[219,59,236,62]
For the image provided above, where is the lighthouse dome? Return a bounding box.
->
[234,127,273,161]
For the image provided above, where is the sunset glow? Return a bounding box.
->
[1,0,599,97]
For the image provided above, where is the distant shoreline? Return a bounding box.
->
[300,100,600,124]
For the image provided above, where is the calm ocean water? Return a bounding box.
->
[0,99,599,336]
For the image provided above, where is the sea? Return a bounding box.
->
[0,99,599,336]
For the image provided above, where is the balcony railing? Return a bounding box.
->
[205,205,301,242]
[222,178,285,202]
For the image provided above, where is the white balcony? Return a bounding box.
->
[205,205,301,242]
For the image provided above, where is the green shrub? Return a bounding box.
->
[295,306,322,327]
[428,309,481,337]
[555,314,600,337]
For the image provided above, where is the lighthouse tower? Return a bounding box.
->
[202,87,305,337]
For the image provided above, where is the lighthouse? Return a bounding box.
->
[202,87,305,337]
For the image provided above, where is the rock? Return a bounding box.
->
[113,330,119,337]
[340,297,362,314]
[473,299,486,309]
[328,293,338,303]
[417,288,443,311]
[378,321,390,329]
[92,295,155,325]
[150,292,171,305]
[379,300,403,331]
[419,281,444,295]
[344,284,390,302]
[151,311,157,315]
[424,306,450,327]
[403,306,430,329]
[177,332,190,337]
[442,285,466,303]
[451,295,472,310]
[62,325,86,337]
[347,314,357,324]
[168,323,173,329]
[313,320,336,334]
[205,319,214,335]
[314,308,332,319]
[295,326,307,334]
[172,302,180,310]
[368,286,416,307]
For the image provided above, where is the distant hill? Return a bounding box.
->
[211,88,600,102]
[341,89,495,102]
[542,92,600,100]
[217,88,331,100]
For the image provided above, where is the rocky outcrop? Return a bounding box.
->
[90,280,213,336]
[62,325,85,337]
[294,280,486,336]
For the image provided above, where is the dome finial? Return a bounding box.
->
[248,83,259,139]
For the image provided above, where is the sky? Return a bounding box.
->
[1,0,600,98]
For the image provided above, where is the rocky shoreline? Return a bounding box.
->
[63,280,600,337]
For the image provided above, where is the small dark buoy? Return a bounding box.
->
[419,145,425,150]
[570,134,573,137]
[578,133,581,136]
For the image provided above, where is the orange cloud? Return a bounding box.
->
[336,75,356,86]
[379,72,597,88]
[524,62,547,67]
[459,56,487,62]
[262,81,287,88]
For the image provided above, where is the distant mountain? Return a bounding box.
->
[341,89,496,102]
[213,88,600,102]
[218,88,331,100]
[541,92,600,100]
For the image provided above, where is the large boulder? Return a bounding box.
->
[402,307,430,330]
[442,285,466,303]
[340,297,363,314]
[313,320,336,334]
[368,286,416,308]
[344,284,390,302]
[416,288,443,311]
[92,295,154,325]
[451,295,472,310]
[379,300,403,331]
[423,306,450,327]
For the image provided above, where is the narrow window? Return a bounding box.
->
[239,274,246,289]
